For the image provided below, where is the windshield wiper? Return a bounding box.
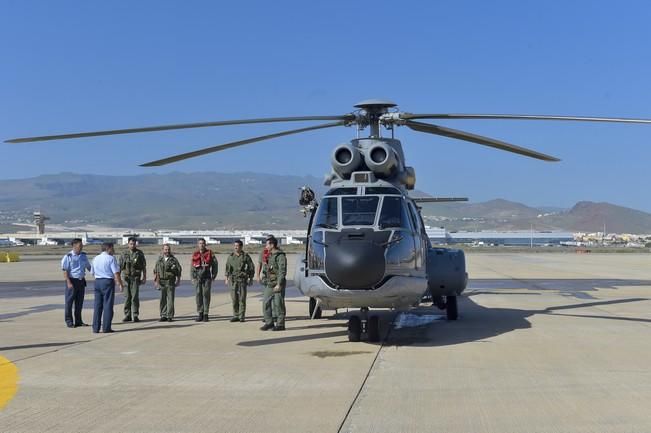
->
[380,235,403,247]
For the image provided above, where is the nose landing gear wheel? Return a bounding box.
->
[348,316,361,342]
[446,295,458,320]
[309,297,322,319]
[367,315,380,343]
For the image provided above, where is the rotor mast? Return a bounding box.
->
[354,99,397,138]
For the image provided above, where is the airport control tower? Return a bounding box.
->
[33,211,50,235]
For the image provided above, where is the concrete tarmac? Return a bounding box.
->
[0,253,650,432]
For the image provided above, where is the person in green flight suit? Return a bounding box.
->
[191,238,218,322]
[260,236,287,331]
[224,240,255,322]
[153,243,182,322]
[119,236,147,322]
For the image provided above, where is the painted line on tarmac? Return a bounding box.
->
[336,312,398,433]
[0,355,19,410]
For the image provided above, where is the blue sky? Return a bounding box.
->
[1,0,650,211]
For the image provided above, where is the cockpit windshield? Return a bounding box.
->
[314,197,338,229]
[341,197,379,226]
[378,196,412,229]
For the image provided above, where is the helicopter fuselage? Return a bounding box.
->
[294,136,468,310]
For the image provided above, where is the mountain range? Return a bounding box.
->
[0,173,650,233]
[419,198,651,233]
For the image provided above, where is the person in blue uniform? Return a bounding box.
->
[61,238,91,328]
[91,242,124,333]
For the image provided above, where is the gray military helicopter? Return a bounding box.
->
[7,99,651,342]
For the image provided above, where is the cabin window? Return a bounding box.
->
[325,187,358,196]
[341,197,379,226]
[378,197,412,229]
[314,197,338,229]
[365,187,401,195]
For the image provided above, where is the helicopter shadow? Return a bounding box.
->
[386,292,649,347]
[468,278,651,300]
[237,277,650,347]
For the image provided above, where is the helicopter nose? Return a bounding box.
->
[324,230,388,289]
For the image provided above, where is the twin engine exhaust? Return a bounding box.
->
[331,142,398,179]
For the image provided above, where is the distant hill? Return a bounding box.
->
[1,173,650,233]
[0,172,325,230]
[420,199,651,233]
[542,201,651,233]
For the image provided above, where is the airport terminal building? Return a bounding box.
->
[426,227,574,246]
[2,227,574,247]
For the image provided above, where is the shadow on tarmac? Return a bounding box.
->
[386,294,650,347]
[238,330,349,347]
[0,303,61,320]
[2,280,649,348]
[0,341,91,351]
[469,278,651,299]
[116,324,196,333]
[236,293,649,348]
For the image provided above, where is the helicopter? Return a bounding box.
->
[7,99,651,342]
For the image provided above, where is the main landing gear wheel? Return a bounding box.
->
[367,315,380,343]
[309,297,322,319]
[348,316,362,342]
[446,295,458,320]
[432,295,446,310]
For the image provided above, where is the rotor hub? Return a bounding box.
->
[353,100,399,137]
[353,99,397,112]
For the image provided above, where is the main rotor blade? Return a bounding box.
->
[140,120,346,167]
[402,113,651,124]
[5,115,353,144]
[404,120,560,162]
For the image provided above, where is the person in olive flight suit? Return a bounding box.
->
[260,236,287,331]
[191,238,218,322]
[119,237,147,322]
[224,240,255,322]
[153,243,182,322]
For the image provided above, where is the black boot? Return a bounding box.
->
[203,314,209,322]
[195,313,204,322]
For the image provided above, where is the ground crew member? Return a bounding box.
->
[153,243,182,322]
[256,239,271,283]
[257,235,273,323]
[119,237,147,322]
[191,238,218,322]
[260,236,287,331]
[61,238,91,328]
[225,240,255,322]
[91,242,124,333]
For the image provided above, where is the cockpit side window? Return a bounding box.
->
[341,197,379,226]
[314,197,338,229]
[408,202,424,234]
[378,197,412,230]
